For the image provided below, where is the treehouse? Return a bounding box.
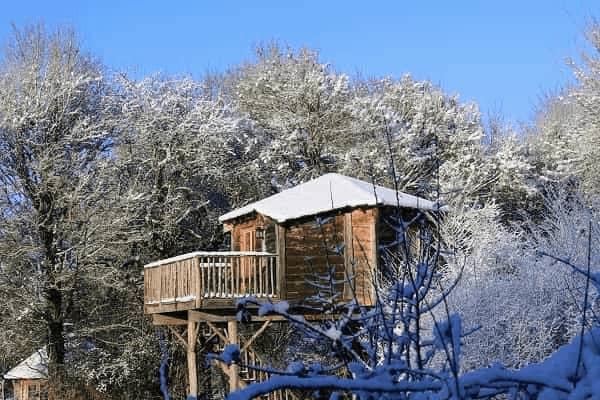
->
[143,173,440,399]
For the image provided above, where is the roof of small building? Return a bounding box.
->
[219,173,442,223]
[3,348,47,380]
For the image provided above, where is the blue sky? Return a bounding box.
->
[1,1,599,124]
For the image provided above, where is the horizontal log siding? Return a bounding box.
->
[284,215,345,303]
[377,206,423,278]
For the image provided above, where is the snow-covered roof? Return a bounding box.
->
[3,348,47,380]
[219,173,442,223]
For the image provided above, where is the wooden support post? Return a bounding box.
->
[228,319,240,393]
[187,319,198,400]
[343,212,354,300]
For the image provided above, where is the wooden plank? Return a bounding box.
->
[206,321,229,343]
[152,314,188,326]
[285,255,345,265]
[367,208,378,306]
[269,257,275,296]
[217,256,222,297]
[194,256,202,308]
[189,310,233,323]
[158,263,163,313]
[277,224,286,300]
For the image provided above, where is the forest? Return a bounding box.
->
[1,21,600,399]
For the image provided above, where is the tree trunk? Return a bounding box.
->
[46,287,66,400]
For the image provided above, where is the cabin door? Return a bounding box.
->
[240,228,256,293]
[240,228,256,252]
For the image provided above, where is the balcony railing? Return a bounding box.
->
[144,251,279,314]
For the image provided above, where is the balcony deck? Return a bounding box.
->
[143,251,279,314]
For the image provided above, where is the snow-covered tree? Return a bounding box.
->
[343,75,497,208]
[0,24,118,397]
[526,23,600,199]
[227,43,355,187]
[112,74,242,259]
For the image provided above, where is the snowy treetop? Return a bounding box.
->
[219,173,443,223]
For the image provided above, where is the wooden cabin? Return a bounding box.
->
[3,349,48,400]
[144,173,440,399]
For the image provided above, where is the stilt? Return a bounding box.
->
[228,319,240,393]
[187,318,198,399]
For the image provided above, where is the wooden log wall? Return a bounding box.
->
[377,206,425,275]
[284,214,345,303]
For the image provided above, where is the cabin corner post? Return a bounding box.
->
[276,224,287,300]
[194,256,202,309]
[343,212,354,299]
[187,315,199,400]
[227,320,240,392]
[371,208,379,304]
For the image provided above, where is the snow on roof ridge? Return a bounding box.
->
[218,173,440,224]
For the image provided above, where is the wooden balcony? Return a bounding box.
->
[144,251,279,314]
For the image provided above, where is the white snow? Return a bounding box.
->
[175,295,196,302]
[156,296,196,304]
[219,173,445,223]
[144,251,275,268]
[3,348,47,380]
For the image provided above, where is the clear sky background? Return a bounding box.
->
[1,1,599,124]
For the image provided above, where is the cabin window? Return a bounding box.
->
[39,386,48,400]
[223,231,232,250]
[25,383,47,400]
[256,228,265,240]
[27,383,38,400]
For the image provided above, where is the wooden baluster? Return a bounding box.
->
[207,257,211,297]
[213,256,217,297]
[227,257,230,297]
[229,256,234,298]
[222,256,226,297]
[200,257,205,298]
[259,256,264,296]
[253,256,257,294]
[236,257,241,297]
[217,256,222,297]
[270,257,275,296]
[205,257,211,298]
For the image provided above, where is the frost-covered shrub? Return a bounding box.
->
[443,190,600,370]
